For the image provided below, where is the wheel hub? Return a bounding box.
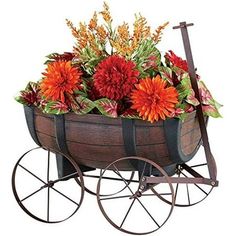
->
[130,190,142,199]
[47,180,54,188]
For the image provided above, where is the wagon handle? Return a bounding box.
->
[173,22,217,181]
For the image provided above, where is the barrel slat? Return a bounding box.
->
[36,132,58,151]
[66,121,123,145]
[35,115,54,136]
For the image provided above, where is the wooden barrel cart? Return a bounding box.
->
[12,22,218,234]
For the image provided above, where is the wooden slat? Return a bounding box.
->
[136,126,165,145]
[65,121,123,145]
[36,132,58,151]
[35,115,54,136]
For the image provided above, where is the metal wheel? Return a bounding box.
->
[80,168,135,197]
[157,156,214,207]
[12,147,84,223]
[97,157,174,235]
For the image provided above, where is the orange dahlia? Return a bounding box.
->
[131,76,179,123]
[40,61,82,103]
[93,55,139,100]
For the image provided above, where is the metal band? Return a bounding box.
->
[122,119,149,174]
[24,106,41,146]
[54,115,70,156]
[121,119,137,156]
[173,22,217,180]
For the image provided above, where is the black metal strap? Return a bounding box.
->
[24,106,41,146]
[174,22,217,180]
[122,119,149,175]
[54,115,70,156]
[121,119,137,156]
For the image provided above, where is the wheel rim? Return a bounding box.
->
[12,147,84,223]
[156,162,214,207]
[97,157,174,235]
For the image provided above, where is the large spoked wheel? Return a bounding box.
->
[97,157,174,235]
[12,147,84,223]
[81,169,135,197]
[157,157,214,207]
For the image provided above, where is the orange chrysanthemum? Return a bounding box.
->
[131,76,179,123]
[40,61,82,103]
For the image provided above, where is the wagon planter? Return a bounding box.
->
[13,15,220,235]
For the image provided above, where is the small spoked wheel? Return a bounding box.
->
[81,168,135,197]
[97,157,174,235]
[157,161,214,207]
[12,147,84,223]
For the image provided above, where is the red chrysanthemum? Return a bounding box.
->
[165,50,188,71]
[93,55,139,100]
[40,61,82,103]
[131,75,179,123]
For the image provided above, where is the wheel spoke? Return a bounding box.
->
[174,172,180,202]
[143,192,172,197]
[19,164,46,184]
[21,186,45,202]
[190,163,207,168]
[120,199,136,228]
[112,164,135,195]
[100,194,131,201]
[186,184,190,205]
[47,151,50,182]
[136,198,160,228]
[51,187,79,206]
[51,172,78,185]
[47,187,50,222]
[180,170,208,195]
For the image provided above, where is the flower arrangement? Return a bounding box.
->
[16,2,221,123]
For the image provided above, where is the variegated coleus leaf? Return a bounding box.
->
[186,89,200,106]
[173,102,195,121]
[94,98,118,118]
[15,81,40,106]
[202,105,222,118]
[120,109,141,119]
[67,94,95,115]
[176,76,191,102]
[158,66,174,85]
[43,101,69,115]
[198,81,222,117]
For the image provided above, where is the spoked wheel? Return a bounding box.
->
[157,160,214,207]
[12,147,84,223]
[81,169,135,197]
[97,157,174,235]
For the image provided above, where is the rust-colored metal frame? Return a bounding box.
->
[140,22,218,189]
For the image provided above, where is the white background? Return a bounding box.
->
[0,0,235,235]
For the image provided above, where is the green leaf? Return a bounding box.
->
[120,109,141,119]
[159,66,173,85]
[132,39,161,76]
[176,112,188,121]
[211,99,223,110]
[66,94,95,115]
[186,89,200,106]
[94,98,118,118]
[15,81,40,106]
[176,84,190,103]
[15,95,28,105]
[170,66,186,77]
[44,101,69,115]
[73,96,96,115]
[202,105,222,118]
